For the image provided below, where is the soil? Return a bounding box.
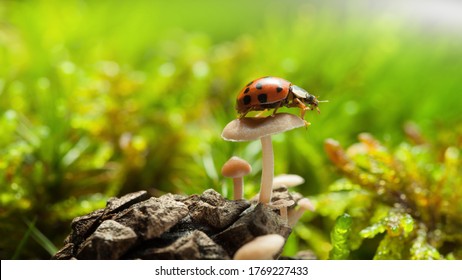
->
[52,187,300,260]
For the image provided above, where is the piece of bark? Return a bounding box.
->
[186,189,250,230]
[76,220,137,260]
[114,195,189,240]
[52,243,74,260]
[68,208,105,252]
[129,230,229,260]
[103,190,151,218]
[53,188,300,260]
[212,203,291,257]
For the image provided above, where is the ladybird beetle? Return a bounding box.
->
[236,76,320,120]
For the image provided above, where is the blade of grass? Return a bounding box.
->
[24,218,58,256]
[12,217,37,260]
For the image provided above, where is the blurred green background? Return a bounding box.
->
[1,0,461,259]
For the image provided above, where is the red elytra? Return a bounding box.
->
[236,76,320,119]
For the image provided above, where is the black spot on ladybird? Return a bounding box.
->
[243,95,252,105]
[256,83,263,90]
[276,86,283,92]
[257,93,268,103]
[244,88,250,94]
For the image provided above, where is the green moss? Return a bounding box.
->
[324,132,462,259]
[329,213,353,260]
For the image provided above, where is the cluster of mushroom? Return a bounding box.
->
[221,113,315,259]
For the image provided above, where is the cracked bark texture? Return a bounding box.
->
[53,188,297,260]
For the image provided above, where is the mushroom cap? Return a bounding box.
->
[233,234,285,260]
[269,199,295,209]
[221,113,305,142]
[297,197,315,211]
[221,156,252,178]
[273,174,305,188]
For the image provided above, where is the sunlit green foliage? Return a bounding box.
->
[323,131,462,259]
[1,0,461,259]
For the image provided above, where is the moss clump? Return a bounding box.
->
[323,132,462,259]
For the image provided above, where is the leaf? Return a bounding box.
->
[329,213,353,260]
[61,137,91,167]
[12,218,36,260]
[24,218,58,256]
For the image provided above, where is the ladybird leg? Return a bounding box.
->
[294,98,309,119]
[270,101,284,117]
[239,107,252,118]
[271,106,280,117]
[293,98,311,127]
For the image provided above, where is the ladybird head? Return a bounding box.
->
[304,94,319,107]
[306,95,321,113]
[291,85,320,111]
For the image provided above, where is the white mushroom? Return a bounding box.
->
[221,156,252,200]
[288,198,315,227]
[222,113,305,204]
[233,234,285,260]
[273,174,305,188]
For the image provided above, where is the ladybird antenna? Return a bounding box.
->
[315,95,329,103]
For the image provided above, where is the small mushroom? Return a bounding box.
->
[273,174,305,188]
[222,113,305,204]
[269,200,295,223]
[233,234,285,260]
[288,198,315,227]
[221,156,252,200]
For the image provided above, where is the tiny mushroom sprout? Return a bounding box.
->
[221,113,305,204]
[288,198,315,227]
[269,199,295,223]
[233,234,285,260]
[221,156,252,200]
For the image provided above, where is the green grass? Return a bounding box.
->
[1,0,461,259]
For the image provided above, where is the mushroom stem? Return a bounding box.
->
[288,198,315,227]
[259,135,274,204]
[221,156,252,201]
[232,177,244,200]
[288,208,305,227]
[280,207,288,223]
